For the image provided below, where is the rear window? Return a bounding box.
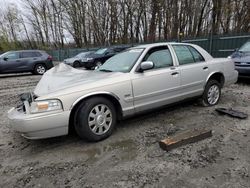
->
[21,51,42,58]
[173,45,205,65]
[188,46,205,62]
[173,45,195,65]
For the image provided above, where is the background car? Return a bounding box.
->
[0,50,53,75]
[81,46,130,69]
[229,41,250,76]
[63,51,93,68]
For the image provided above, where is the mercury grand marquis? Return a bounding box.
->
[8,43,238,141]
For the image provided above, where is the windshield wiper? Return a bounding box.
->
[98,69,113,72]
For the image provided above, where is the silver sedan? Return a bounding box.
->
[8,43,238,141]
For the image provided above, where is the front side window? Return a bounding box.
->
[173,45,195,65]
[143,46,173,69]
[2,52,19,60]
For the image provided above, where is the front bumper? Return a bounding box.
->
[235,65,250,76]
[8,108,70,139]
[63,61,74,67]
[81,61,95,68]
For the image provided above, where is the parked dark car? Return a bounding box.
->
[229,41,250,76]
[81,46,130,69]
[0,50,53,75]
[63,51,93,68]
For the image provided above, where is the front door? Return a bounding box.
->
[131,46,181,113]
[0,52,21,73]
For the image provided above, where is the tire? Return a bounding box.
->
[74,97,117,142]
[73,61,80,68]
[201,79,221,106]
[95,61,102,69]
[34,64,46,75]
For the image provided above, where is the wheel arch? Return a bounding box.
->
[205,72,225,88]
[68,92,123,133]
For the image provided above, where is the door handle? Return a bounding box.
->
[171,72,179,76]
[203,67,208,70]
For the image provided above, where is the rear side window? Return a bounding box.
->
[21,51,42,58]
[144,46,173,69]
[173,45,195,65]
[188,46,205,62]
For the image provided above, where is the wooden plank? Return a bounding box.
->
[159,129,212,151]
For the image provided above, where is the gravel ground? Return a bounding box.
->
[0,71,250,188]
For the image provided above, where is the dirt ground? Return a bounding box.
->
[0,71,250,188]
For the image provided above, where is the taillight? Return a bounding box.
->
[47,55,53,61]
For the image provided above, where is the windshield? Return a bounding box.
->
[97,48,144,73]
[95,48,107,55]
[239,42,250,52]
[0,52,10,58]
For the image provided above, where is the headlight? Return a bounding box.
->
[86,58,94,61]
[30,99,63,114]
[227,56,232,59]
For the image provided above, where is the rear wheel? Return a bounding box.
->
[34,64,46,75]
[74,97,117,141]
[201,80,221,106]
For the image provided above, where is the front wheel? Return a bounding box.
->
[201,80,221,106]
[74,97,117,141]
[73,61,80,68]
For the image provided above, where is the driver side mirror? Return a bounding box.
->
[3,57,8,61]
[139,61,154,72]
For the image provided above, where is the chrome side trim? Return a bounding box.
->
[70,91,120,110]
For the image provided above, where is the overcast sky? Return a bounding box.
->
[0,0,23,9]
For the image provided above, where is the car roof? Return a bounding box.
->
[9,50,44,53]
[132,42,194,49]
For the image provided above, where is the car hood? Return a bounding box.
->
[34,63,126,96]
[230,51,250,62]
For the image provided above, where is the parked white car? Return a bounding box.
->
[8,43,238,141]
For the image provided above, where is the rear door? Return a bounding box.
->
[0,52,22,73]
[172,45,209,98]
[19,51,41,71]
[131,46,181,112]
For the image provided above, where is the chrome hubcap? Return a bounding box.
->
[207,85,220,105]
[88,104,112,135]
[37,65,46,74]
